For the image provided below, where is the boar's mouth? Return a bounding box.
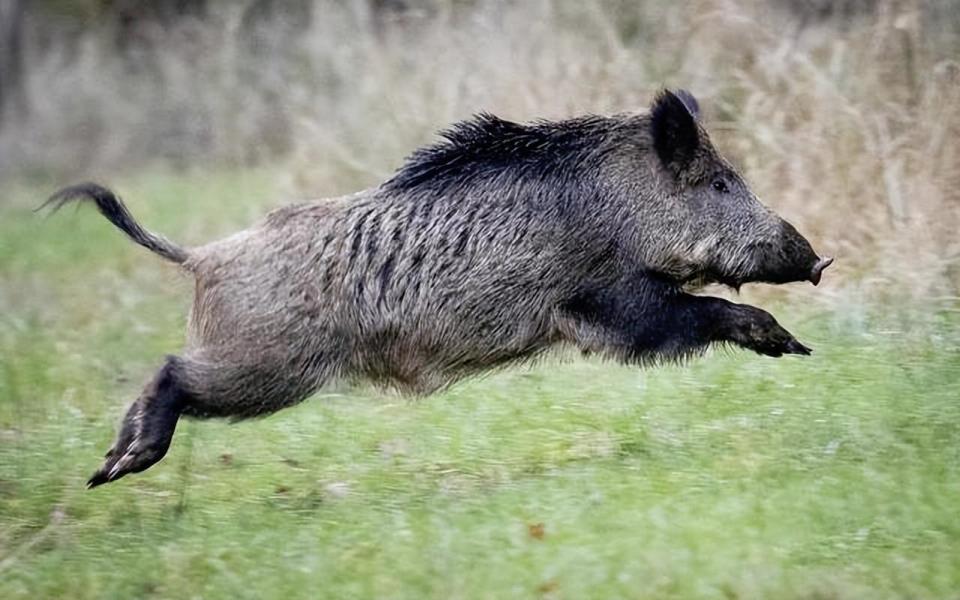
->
[690,255,834,291]
[747,253,834,287]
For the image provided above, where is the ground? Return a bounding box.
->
[1,172,958,599]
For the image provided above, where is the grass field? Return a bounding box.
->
[1,172,959,599]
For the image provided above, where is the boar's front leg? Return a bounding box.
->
[711,302,811,357]
[562,273,810,362]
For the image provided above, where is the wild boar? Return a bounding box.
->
[45,90,832,487]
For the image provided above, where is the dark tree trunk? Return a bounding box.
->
[0,0,26,128]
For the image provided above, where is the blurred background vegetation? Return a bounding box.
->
[1,0,958,298]
[1,2,960,598]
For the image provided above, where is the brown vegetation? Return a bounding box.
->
[2,0,958,297]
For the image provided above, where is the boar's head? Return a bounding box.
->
[625,90,832,289]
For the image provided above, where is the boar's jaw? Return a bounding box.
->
[715,251,834,288]
[689,252,833,290]
[682,269,748,292]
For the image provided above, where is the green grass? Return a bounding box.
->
[1,171,959,599]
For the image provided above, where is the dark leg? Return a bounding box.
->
[713,302,811,357]
[87,356,187,488]
[561,273,810,362]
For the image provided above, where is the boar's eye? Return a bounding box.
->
[711,179,729,194]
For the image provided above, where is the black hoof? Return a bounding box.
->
[87,438,171,488]
[87,358,184,489]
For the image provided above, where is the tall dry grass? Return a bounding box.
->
[3,0,958,299]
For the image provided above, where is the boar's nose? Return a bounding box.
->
[809,256,834,286]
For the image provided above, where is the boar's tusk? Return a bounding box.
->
[809,256,834,286]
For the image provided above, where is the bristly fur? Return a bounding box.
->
[47,89,824,487]
[382,113,616,194]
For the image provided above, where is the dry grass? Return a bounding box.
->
[2,0,958,298]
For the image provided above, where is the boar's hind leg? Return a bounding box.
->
[172,352,325,420]
[88,351,329,487]
[88,356,187,488]
[563,273,810,362]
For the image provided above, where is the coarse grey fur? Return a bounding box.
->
[44,90,832,487]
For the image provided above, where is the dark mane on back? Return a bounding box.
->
[382,113,616,194]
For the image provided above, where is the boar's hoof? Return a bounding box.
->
[782,338,813,356]
[87,358,184,488]
[726,305,812,358]
[87,401,179,489]
[748,331,812,358]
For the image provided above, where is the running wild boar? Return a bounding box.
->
[45,90,832,487]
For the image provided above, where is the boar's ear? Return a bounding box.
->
[651,89,700,178]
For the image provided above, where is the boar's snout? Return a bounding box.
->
[778,220,833,286]
[809,256,834,286]
[746,220,832,286]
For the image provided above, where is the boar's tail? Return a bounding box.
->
[40,183,189,264]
